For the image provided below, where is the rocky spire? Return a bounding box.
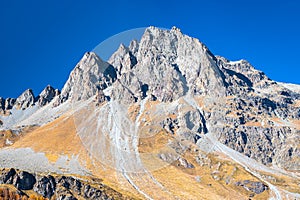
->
[14,89,35,110]
[128,39,139,56]
[108,44,137,76]
[4,98,16,110]
[37,85,59,106]
[0,97,4,111]
[109,26,227,103]
[54,52,117,106]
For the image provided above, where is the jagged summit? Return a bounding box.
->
[0,26,299,200]
[55,51,117,105]
[37,85,60,106]
[3,26,271,107]
[53,26,228,105]
[0,85,60,114]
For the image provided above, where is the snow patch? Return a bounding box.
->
[228,60,243,65]
[278,82,300,93]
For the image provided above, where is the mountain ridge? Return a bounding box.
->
[0,26,299,199]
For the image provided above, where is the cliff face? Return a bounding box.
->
[0,26,299,199]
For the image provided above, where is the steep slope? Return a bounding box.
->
[0,26,299,199]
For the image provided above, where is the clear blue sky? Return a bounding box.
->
[0,0,299,98]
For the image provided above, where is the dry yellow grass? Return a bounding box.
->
[137,123,270,199]
[291,119,300,129]
[0,184,47,200]
[294,100,300,107]
[12,115,87,163]
[138,130,171,153]
[11,113,143,199]
[259,171,300,194]
[5,99,294,199]
[128,103,140,122]
[0,126,38,148]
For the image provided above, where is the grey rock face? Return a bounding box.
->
[129,39,139,56]
[110,72,143,104]
[0,168,127,200]
[108,44,137,76]
[14,89,35,110]
[217,56,273,89]
[235,180,268,194]
[57,52,117,105]
[0,86,60,114]
[37,85,59,106]
[49,26,228,105]
[4,98,16,110]
[161,117,179,134]
[1,26,299,176]
[34,175,56,199]
[0,168,17,184]
[0,97,4,111]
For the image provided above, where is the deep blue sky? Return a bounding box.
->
[0,0,299,98]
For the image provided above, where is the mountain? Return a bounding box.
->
[0,26,299,200]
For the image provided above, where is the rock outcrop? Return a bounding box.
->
[37,85,59,106]
[235,180,268,194]
[4,98,16,110]
[0,168,132,200]
[58,52,117,103]
[0,86,60,116]
[13,89,35,110]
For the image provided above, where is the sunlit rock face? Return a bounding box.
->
[0,26,299,200]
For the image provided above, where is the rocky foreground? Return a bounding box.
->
[0,168,134,200]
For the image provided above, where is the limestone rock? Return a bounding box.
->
[4,98,16,110]
[0,169,128,200]
[57,52,117,105]
[235,180,268,194]
[14,89,35,110]
[0,97,4,111]
[129,39,139,56]
[37,85,58,106]
[108,44,137,76]
[34,175,56,199]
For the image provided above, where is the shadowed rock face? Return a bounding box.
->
[37,85,59,106]
[54,52,117,106]
[0,168,131,200]
[14,89,35,110]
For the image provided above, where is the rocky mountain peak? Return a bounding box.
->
[14,89,35,110]
[216,56,273,90]
[170,26,182,33]
[37,85,59,106]
[55,51,117,105]
[0,26,300,200]
[127,26,226,101]
[128,39,139,55]
[4,98,16,111]
[108,44,137,76]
